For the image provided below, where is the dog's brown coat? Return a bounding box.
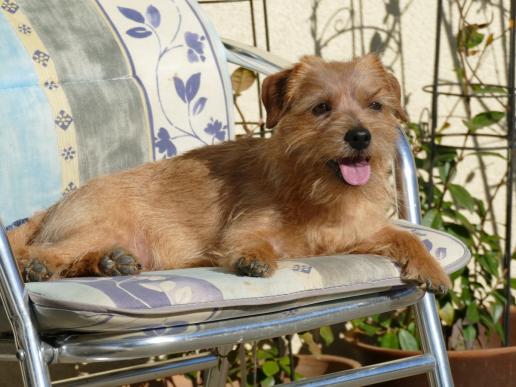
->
[8,54,451,291]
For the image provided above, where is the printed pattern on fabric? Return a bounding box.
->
[95,0,233,160]
[24,221,471,332]
[17,0,152,184]
[1,0,80,196]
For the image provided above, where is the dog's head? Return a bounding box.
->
[262,54,406,188]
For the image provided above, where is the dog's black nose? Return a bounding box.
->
[344,127,371,150]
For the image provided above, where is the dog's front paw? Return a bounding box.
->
[402,260,452,294]
[23,258,53,282]
[235,256,275,277]
[98,249,142,276]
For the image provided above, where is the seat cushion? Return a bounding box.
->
[24,221,470,332]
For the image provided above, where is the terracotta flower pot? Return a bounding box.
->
[295,354,361,378]
[346,339,516,387]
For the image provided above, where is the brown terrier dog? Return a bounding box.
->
[8,54,451,292]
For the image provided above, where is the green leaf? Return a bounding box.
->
[378,314,393,329]
[463,325,477,345]
[471,84,506,94]
[478,252,499,277]
[260,376,275,387]
[491,289,507,305]
[319,326,334,346]
[465,303,480,324]
[464,111,505,132]
[407,322,417,337]
[458,26,484,51]
[258,349,274,360]
[278,356,291,374]
[448,184,475,212]
[262,360,280,377]
[494,322,505,343]
[231,67,256,96]
[379,331,400,349]
[439,302,455,326]
[434,145,458,163]
[398,329,419,351]
[489,302,504,323]
[356,320,380,337]
[467,30,485,48]
[423,208,444,229]
[300,332,321,356]
[511,278,516,289]
[444,222,473,243]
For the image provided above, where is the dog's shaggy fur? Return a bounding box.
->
[8,54,451,291]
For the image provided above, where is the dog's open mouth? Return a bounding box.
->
[327,157,371,186]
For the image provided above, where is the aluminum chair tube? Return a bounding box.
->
[52,353,218,387]
[279,354,435,387]
[395,129,454,387]
[0,223,51,386]
[52,287,423,363]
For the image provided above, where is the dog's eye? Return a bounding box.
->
[312,102,332,116]
[369,101,383,111]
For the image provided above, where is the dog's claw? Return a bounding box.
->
[23,259,52,282]
[236,256,271,277]
[99,249,142,276]
[415,278,449,294]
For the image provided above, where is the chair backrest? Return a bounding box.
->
[0,0,234,225]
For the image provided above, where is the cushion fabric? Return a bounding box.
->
[25,221,470,332]
[0,0,233,225]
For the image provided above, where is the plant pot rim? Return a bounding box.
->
[346,337,516,358]
[296,353,361,369]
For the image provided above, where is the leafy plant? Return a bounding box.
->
[226,340,301,386]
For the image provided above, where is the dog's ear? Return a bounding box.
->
[261,69,292,128]
[357,54,408,122]
[384,70,408,122]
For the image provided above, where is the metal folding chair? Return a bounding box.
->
[0,1,469,386]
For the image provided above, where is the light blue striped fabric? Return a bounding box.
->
[0,12,37,88]
[0,13,61,225]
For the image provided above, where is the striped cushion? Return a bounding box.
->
[0,0,233,225]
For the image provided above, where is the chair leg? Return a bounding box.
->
[0,224,52,386]
[204,345,233,387]
[415,292,454,387]
[15,339,51,387]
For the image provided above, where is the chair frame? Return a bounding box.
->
[0,40,454,387]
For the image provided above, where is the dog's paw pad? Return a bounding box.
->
[236,256,271,277]
[99,250,142,276]
[23,259,53,282]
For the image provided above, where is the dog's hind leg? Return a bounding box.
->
[21,231,142,281]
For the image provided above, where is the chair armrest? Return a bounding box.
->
[394,128,422,224]
[222,38,291,75]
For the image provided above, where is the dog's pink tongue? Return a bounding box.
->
[339,160,371,186]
